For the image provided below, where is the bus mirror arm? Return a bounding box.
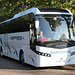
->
[36,28,39,35]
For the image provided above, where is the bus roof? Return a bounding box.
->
[13,7,73,18]
[0,7,73,24]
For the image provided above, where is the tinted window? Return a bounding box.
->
[0,13,34,34]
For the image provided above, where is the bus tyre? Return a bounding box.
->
[20,51,25,64]
[0,47,3,57]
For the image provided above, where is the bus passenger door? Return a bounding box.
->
[30,24,36,51]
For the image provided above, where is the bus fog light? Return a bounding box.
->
[42,53,45,56]
[48,54,50,57]
[45,53,47,56]
[37,51,51,57]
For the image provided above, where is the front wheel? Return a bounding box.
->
[20,51,25,64]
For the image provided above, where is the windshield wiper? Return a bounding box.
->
[59,39,74,45]
[43,39,74,45]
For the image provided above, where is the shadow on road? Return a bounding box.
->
[39,66,75,70]
[0,56,75,71]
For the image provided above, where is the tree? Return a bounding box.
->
[0,0,75,22]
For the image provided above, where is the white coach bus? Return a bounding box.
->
[0,7,75,67]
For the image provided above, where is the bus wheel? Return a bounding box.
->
[0,47,3,57]
[20,51,25,64]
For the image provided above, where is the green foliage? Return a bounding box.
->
[0,0,75,22]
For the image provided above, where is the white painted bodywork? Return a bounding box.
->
[0,7,73,24]
[0,32,36,66]
[0,32,75,67]
[0,7,75,67]
[36,46,75,67]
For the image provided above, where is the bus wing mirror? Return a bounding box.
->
[35,20,39,34]
[35,20,39,29]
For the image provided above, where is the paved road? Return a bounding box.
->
[0,56,75,75]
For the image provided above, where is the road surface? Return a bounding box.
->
[0,56,75,75]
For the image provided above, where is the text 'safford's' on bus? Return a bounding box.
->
[0,7,75,67]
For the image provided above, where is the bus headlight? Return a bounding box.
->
[37,51,51,57]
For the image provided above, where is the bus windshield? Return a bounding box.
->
[35,15,72,45]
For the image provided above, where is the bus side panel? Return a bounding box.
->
[8,31,36,66]
[0,32,36,67]
[7,32,30,60]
